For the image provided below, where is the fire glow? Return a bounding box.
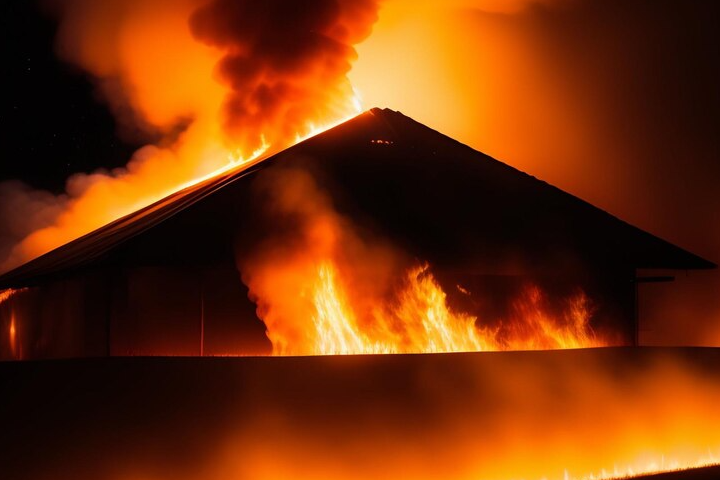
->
[276,260,605,355]
[0,288,24,358]
[239,167,611,356]
[1,2,719,480]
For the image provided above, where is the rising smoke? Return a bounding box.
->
[190,0,378,156]
[0,0,379,273]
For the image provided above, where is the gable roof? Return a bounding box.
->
[0,108,714,289]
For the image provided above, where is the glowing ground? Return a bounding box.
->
[1,347,719,480]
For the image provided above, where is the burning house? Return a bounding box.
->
[0,109,714,360]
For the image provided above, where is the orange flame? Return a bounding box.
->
[502,286,600,350]
[0,288,25,358]
[0,289,16,305]
[265,259,605,356]
[240,167,608,356]
[308,262,488,355]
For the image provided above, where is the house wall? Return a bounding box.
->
[0,264,270,360]
[1,261,636,360]
[0,274,107,360]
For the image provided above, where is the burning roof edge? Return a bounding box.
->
[0,107,715,289]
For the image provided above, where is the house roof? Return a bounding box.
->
[0,108,714,289]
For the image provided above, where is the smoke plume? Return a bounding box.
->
[190,0,378,156]
[0,0,379,273]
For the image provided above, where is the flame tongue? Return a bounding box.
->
[381,263,488,354]
[312,263,372,355]
[271,259,605,356]
[310,262,488,355]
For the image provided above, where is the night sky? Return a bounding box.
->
[0,0,140,192]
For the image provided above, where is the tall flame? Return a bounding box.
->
[268,260,604,356]
[310,264,487,355]
[308,262,489,355]
[240,167,610,356]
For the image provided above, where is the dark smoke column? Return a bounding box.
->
[190,0,379,156]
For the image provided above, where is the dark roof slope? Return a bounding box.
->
[0,108,714,288]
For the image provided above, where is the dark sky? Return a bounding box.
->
[0,0,140,192]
